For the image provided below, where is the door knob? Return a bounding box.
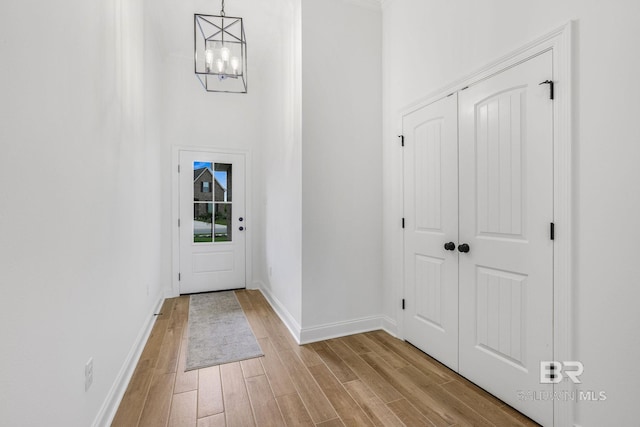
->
[444,242,456,251]
[458,243,470,253]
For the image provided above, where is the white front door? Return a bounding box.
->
[458,51,554,426]
[179,150,246,294]
[403,94,460,371]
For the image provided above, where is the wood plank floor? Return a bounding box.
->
[112,290,539,426]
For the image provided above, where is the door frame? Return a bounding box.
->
[171,145,253,297]
[396,22,574,426]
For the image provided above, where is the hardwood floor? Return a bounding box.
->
[112,290,539,426]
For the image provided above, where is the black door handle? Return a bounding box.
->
[239,226,244,231]
[458,243,470,253]
[444,242,456,251]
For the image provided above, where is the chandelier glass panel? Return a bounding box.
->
[194,1,247,93]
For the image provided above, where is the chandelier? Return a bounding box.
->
[194,0,247,93]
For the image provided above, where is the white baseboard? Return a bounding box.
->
[255,282,302,344]
[299,315,386,344]
[246,281,260,291]
[92,295,164,427]
[254,281,394,345]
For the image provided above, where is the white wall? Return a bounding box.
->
[258,0,304,328]
[381,1,640,425]
[0,0,164,426]
[300,0,382,335]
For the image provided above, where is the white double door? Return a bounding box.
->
[179,150,246,294]
[403,52,554,425]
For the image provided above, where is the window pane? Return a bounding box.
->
[214,204,232,242]
[214,163,232,202]
[194,161,213,202]
[193,202,213,243]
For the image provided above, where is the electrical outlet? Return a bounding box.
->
[85,357,93,391]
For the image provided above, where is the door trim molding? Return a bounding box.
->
[171,145,253,297]
[397,22,574,427]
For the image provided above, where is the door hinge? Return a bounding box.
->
[402,299,405,310]
[178,273,181,281]
[178,164,181,173]
[539,80,554,100]
[178,218,181,227]
[550,222,555,240]
[398,135,404,147]
[402,218,405,229]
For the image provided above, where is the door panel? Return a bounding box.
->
[403,94,459,371]
[475,88,525,238]
[475,266,527,368]
[179,150,246,294]
[458,51,554,426]
[415,255,444,329]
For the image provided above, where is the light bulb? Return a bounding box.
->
[230,56,240,73]
[215,58,225,73]
[220,46,231,62]
[205,49,214,71]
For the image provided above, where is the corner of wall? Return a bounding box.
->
[381,315,398,337]
[256,282,302,344]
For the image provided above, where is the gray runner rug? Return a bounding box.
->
[185,291,263,371]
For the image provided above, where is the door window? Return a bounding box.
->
[193,162,233,243]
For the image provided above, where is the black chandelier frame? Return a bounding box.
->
[194,12,248,93]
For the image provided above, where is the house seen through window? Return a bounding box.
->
[193,162,232,243]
